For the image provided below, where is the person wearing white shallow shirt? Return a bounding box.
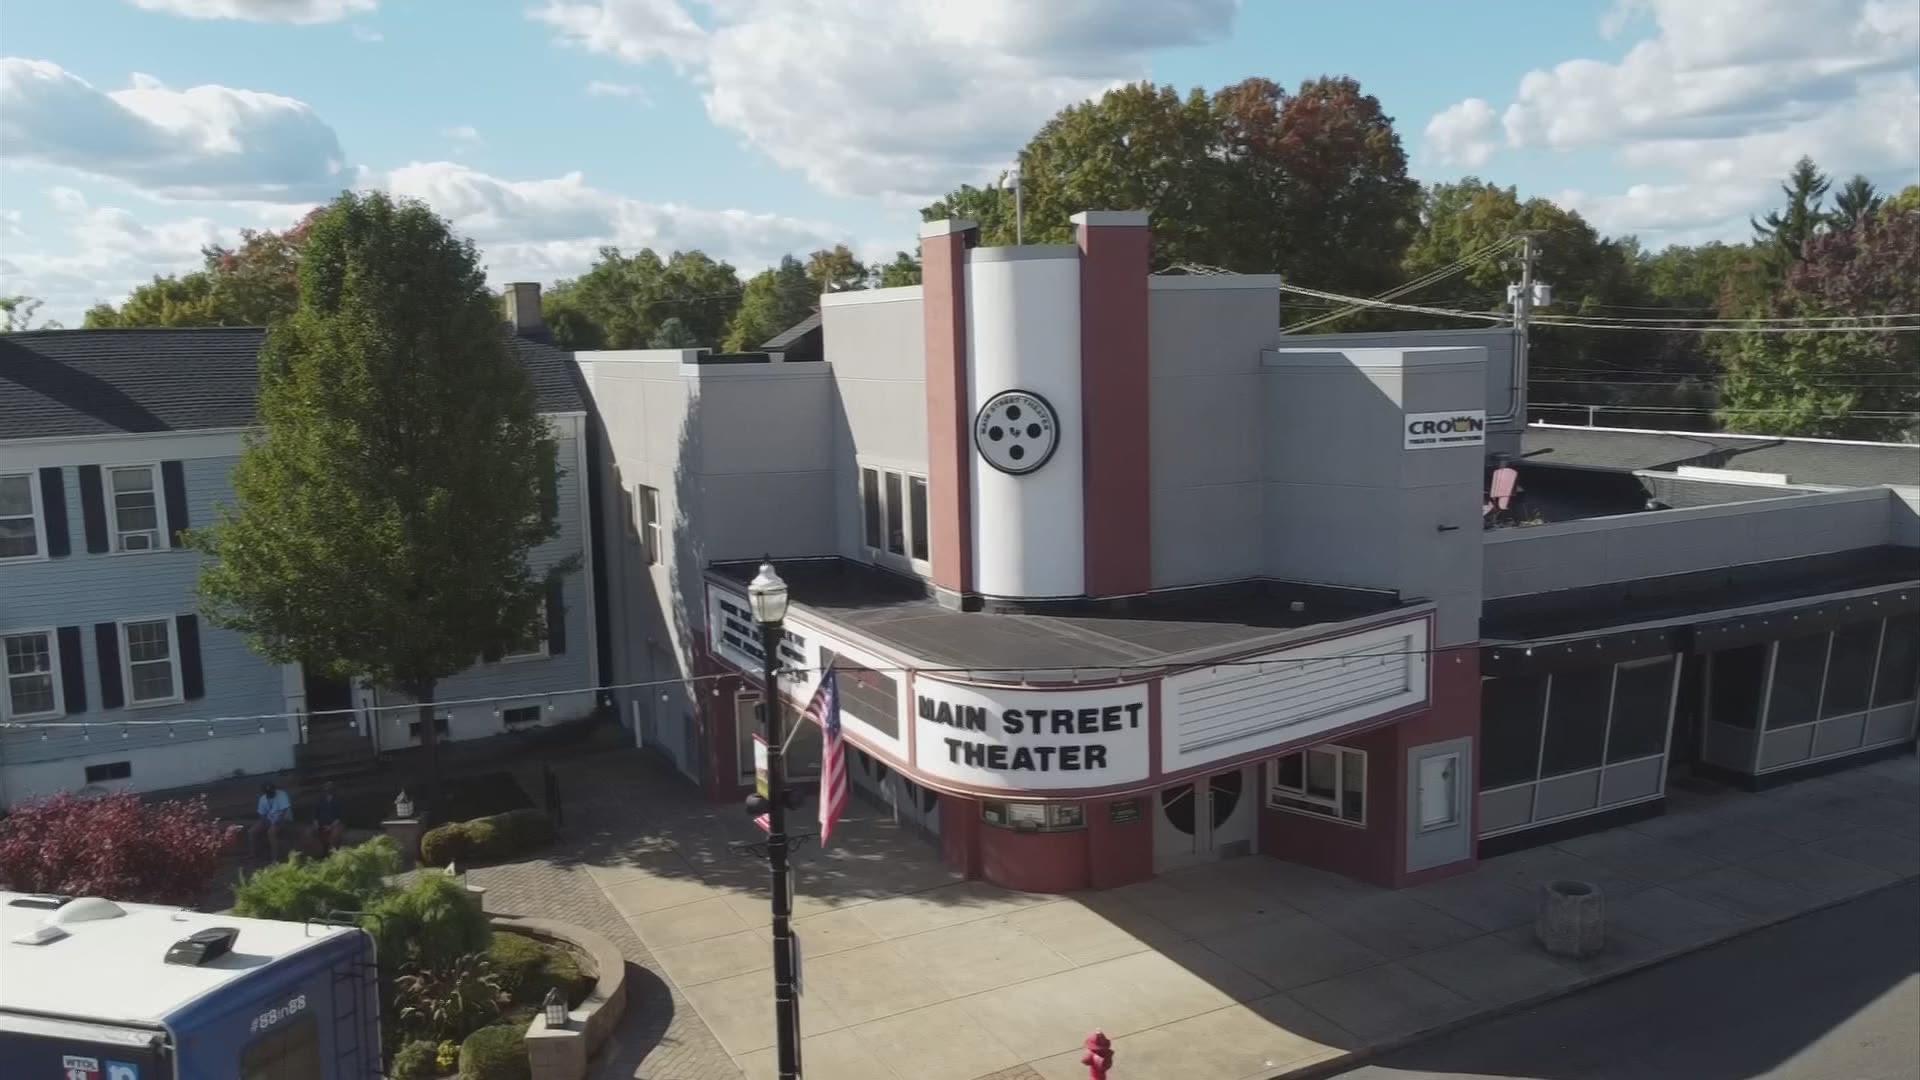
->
[252,781,294,860]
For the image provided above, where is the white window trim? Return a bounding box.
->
[2,626,65,721]
[637,484,661,567]
[858,462,931,574]
[0,471,48,564]
[1268,745,1368,828]
[501,705,543,727]
[104,461,169,556]
[118,616,183,708]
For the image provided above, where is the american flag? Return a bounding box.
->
[810,671,847,846]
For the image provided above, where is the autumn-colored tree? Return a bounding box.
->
[805,244,870,293]
[0,793,235,904]
[85,213,318,328]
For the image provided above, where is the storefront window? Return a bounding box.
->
[1481,675,1546,790]
[1607,657,1676,762]
[1766,634,1827,729]
[1709,645,1767,729]
[1539,667,1610,777]
[1269,746,1366,825]
[1875,614,1920,708]
[1822,622,1879,718]
[981,800,1083,831]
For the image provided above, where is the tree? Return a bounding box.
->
[539,247,742,350]
[1830,175,1884,232]
[875,251,922,287]
[805,244,869,293]
[1751,156,1833,271]
[1888,185,1920,216]
[1,295,59,331]
[1721,205,1920,438]
[721,255,815,351]
[0,793,234,904]
[191,192,569,807]
[647,316,700,348]
[85,215,316,328]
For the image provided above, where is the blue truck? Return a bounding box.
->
[1,891,380,1080]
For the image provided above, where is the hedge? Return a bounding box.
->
[420,808,555,868]
[487,932,595,1007]
[233,837,401,922]
[458,1024,530,1080]
[389,1039,439,1080]
[365,871,491,971]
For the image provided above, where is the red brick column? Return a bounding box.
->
[1073,211,1153,597]
[920,220,978,598]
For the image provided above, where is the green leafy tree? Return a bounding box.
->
[1721,205,1920,438]
[541,247,742,350]
[646,316,700,348]
[1,295,59,331]
[85,215,315,328]
[721,255,815,351]
[875,251,922,287]
[1751,156,1833,271]
[805,244,870,293]
[191,192,570,805]
[920,181,1016,243]
[1887,185,1920,216]
[1830,175,1884,232]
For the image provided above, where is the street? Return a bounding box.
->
[1332,881,1920,1080]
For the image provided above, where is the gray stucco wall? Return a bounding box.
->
[1483,486,1904,599]
[821,288,928,562]
[1274,327,1520,458]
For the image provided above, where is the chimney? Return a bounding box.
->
[503,282,543,336]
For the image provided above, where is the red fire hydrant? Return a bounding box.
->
[1082,1029,1114,1079]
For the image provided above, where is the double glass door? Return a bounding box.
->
[1153,766,1257,871]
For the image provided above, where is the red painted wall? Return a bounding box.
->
[980,824,1091,893]
[920,227,974,596]
[1075,218,1152,596]
[1394,647,1483,887]
[1086,795,1155,889]
[1258,723,1401,886]
[939,793,984,879]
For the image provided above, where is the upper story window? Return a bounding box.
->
[3,630,63,720]
[0,473,44,560]
[638,485,661,566]
[122,617,182,705]
[860,465,929,572]
[108,464,165,552]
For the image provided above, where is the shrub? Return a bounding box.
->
[437,1041,460,1073]
[234,836,401,921]
[364,872,491,970]
[420,809,554,867]
[458,1024,530,1080]
[395,952,502,1044]
[487,932,595,1007]
[0,792,235,905]
[389,1039,440,1080]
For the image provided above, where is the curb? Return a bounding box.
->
[1266,872,1920,1080]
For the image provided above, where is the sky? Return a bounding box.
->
[1,0,1916,326]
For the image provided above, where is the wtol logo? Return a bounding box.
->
[975,389,1061,475]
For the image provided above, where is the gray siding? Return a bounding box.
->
[822,290,928,562]
[1274,327,1520,456]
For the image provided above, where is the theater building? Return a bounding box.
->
[577,211,1920,893]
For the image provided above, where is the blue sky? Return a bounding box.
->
[3,0,1916,325]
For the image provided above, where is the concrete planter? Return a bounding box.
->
[488,915,628,1080]
[1535,879,1605,958]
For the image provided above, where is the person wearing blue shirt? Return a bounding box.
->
[252,781,294,860]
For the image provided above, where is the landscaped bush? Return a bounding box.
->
[458,1024,530,1080]
[389,1039,440,1080]
[366,871,492,970]
[395,951,502,1044]
[233,836,401,921]
[0,792,235,905]
[486,931,596,1007]
[420,808,555,867]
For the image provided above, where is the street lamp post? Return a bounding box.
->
[748,561,802,1079]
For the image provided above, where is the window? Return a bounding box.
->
[85,761,132,783]
[1606,657,1677,762]
[501,621,548,661]
[1539,667,1610,777]
[1822,621,1879,719]
[1417,753,1461,831]
[503,706,541,727]
[858,464,929,569]
[408,714,450,740]
[638,485,661,565]
[1766,634,1827,729]
[1875,614,1920,708]
[3,631,62,719]
[981,800,1082,831]
[241,1011,322,1080]
[1269,745,1366,825]
[0,473,43,559]
[120,618,180,705]
[108,464,164,552]
[735,692,761,783]
[1708,645,1767,730]
[1481,675,1546,790]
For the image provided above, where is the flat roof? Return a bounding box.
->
[0,893,352,1025]
[1521,424,1920,489]
[710,559,1409,673]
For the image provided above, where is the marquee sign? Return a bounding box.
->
[974,389,1061,475]
[912,676,1150,791]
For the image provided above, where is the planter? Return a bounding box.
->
[1535,878,1605,959]
[487,915,627,1080]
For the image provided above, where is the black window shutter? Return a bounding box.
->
[78,465,109,554]
[57,626,86,713]
[545,578,567,655]
[540,459,560,523]
[39,468,70,557]
[161,461,190,547]
[176,615,204,700]
[94,622,124,709]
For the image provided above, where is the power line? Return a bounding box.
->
[1530,401,1920,418]
[1531,316,1920,334]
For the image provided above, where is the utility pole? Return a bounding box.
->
[1509,233,1541,423]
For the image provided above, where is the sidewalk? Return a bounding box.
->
[495,748,1919,1080]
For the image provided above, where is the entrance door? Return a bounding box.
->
[1153,766,1258,871]
[302,667,357,733]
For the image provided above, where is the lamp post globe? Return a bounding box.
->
[748,561,789,626]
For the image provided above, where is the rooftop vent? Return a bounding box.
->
[165,926,240,967]
[48,897,127,925]
[6,894,73,910]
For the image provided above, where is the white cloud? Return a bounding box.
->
[0,58,347,201]
[127,0,376,23]
[1427,0,1920,242]
[443,124,482,144]
[532,0,1241,201]
[585,80,649,102]
[0,189,233,321]
[1423,98,1499,168]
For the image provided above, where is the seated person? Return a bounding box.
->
[313,782,347,853]
[251,781,294,860]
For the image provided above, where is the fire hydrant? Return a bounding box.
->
[1081,1029,1114,1079]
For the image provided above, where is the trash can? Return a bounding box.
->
[1535,879,1604,958]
